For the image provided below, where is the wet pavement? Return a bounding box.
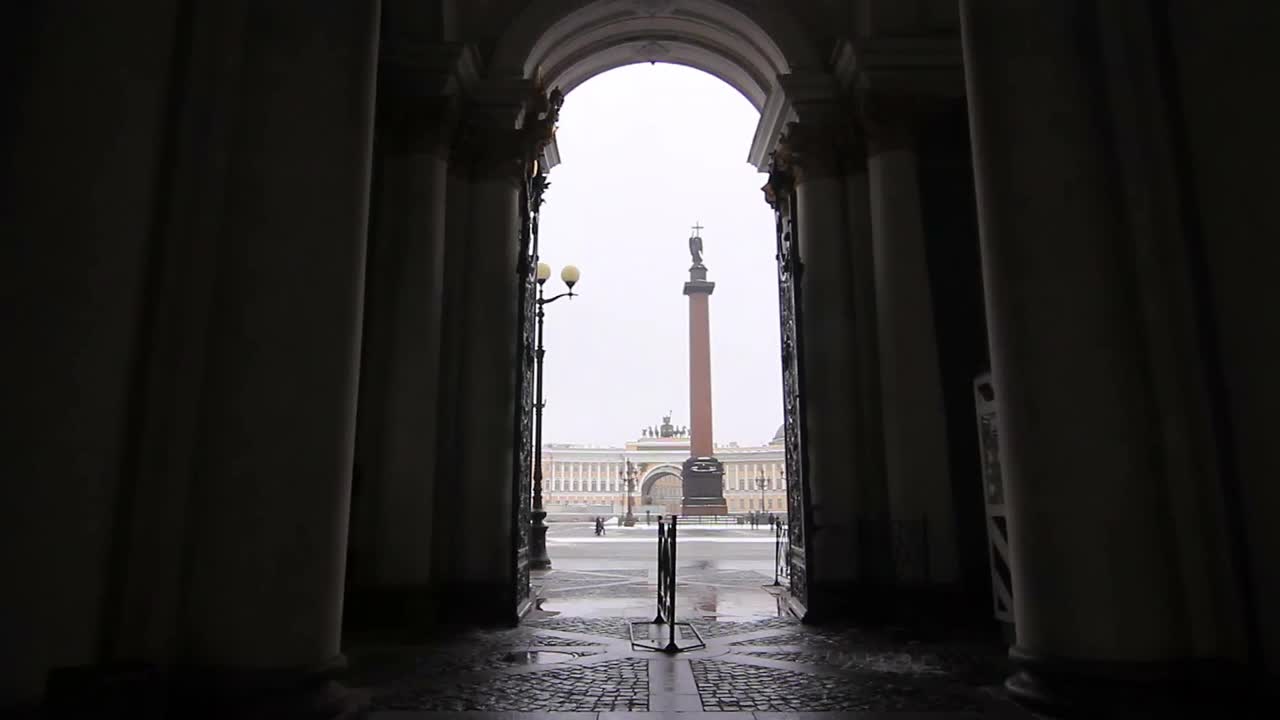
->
[345,524,1031,719]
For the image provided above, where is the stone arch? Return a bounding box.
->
[639,464,685,498]
[489,0,822,111]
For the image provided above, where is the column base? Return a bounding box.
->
[343,583,439,641]
[529,509,551,569]
[801,580,989,627]
[681,502,729,516]
[44,657,361,720]
[1006,647,1268,717]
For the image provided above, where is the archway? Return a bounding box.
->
[639,466,685,515]
[501,0,824,621]
[490,0,823,170]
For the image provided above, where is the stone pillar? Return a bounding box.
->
[842,146,894,589]
[960,1,1232,710]
[449,125,524,619]
[430,148,474,587]
[176,2,380,712]
[779,118,865,595]
[863,93,960,587]
[347,86,455,632]
[0,1,189,702]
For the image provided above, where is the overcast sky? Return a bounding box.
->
[538,63,782,447]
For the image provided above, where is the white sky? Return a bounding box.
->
[538,63,782,447]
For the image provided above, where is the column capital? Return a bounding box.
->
[377,94,458,158]
[760,159,794,210]
[453,86,564,183]
[857,90,943,156]
[773,120,866,184]
[375,42,479,159]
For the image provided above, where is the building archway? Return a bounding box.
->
[489,0,824,170]
[638,464,686,515]
[491,0,826,620]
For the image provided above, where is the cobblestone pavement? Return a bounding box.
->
[347,570,1023,717]
[374,658,649,712]
[522,616,633,639]
[690,658,983,712]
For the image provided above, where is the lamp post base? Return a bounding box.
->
[530,509,551,569]
[623,513,636,527]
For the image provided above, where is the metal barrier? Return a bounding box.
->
[772,521,790,586]
[629,516,706,653]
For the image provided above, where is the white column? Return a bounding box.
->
[452,128,523,601]
[180,1,380,674]
[349,94,452,604]
[960,0,1245,707]
[777,110,868,594]
[865,95,959,585]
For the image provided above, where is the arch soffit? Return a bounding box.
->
[489,0,822,111]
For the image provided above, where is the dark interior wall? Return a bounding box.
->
[915,101,992,619]
[1165,2,1280,675]
[0,2,181,701]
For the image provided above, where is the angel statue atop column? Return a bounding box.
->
[688,222,704,266]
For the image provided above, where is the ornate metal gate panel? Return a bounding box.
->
[765,164,813,610]
[510,171,544,619]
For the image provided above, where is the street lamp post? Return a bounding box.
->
[530,262,580,570]
[621,457,637,526]
[755,475,768,514]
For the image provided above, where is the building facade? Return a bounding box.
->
[544,420,786,516]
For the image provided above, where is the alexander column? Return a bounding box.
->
[681,224,728,515]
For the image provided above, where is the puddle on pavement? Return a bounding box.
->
[500,650,577,665]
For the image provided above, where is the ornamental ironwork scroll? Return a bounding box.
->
[764,162,812,609]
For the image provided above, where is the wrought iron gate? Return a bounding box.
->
[765,162,813,611]
[510,169,545,619]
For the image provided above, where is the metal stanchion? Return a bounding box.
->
[629,516,705,653]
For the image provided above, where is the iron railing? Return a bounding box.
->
[629,516,705,653]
